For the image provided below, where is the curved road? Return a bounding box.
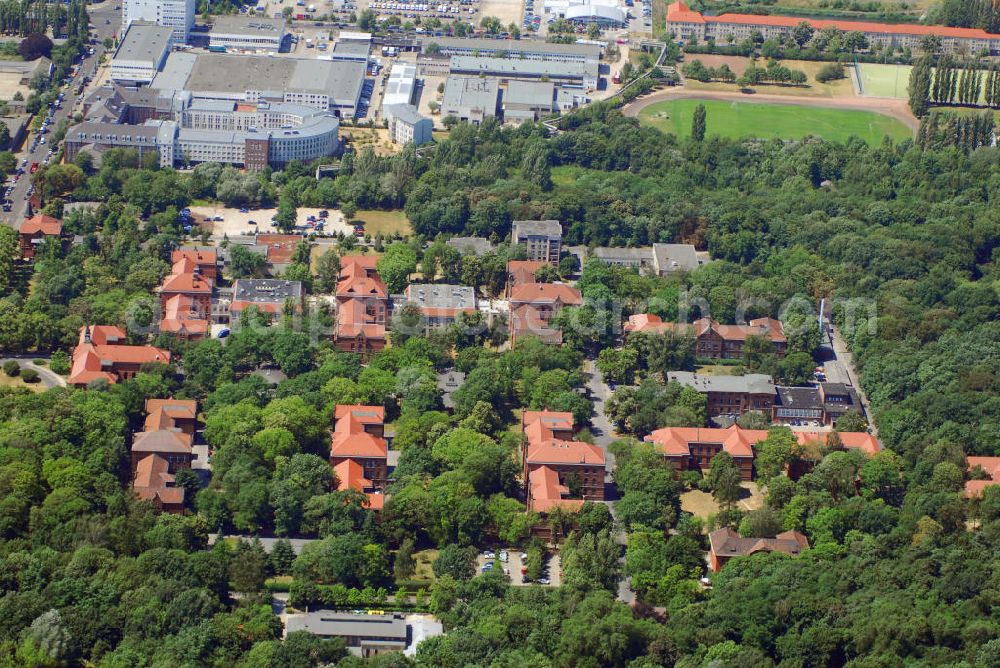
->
[622,86,919,133]
[0,357,67,389]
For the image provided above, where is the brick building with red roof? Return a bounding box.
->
[172,248,218,281]
[330,405,389,489]
[522,411,606,539]
[69,326,170,387]
[18,215,62,260]
[133,454,185,512]
[158,255,215,341]
[666,1,1000,55]
[131,398,199,474]
[625,314,786,359]
[508,282,583,347]
[335,256,388,357]
[708,527,809,572]
[645,424,881,481]
[255,234,303,273]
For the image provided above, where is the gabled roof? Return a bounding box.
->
[133,454,185,505]
[337,255,388,299]
[646,425,767,458]
[507,260,548,287]
[526,439,605,467]
[523,410,574,444]
[709,527,809,560]
[19,214,62,236]
[334,458,372,492]
[171,248,217,266]
[965,456,1000,497]
[624,313,670,334]
[510,304,564,345]
[132,429,193,454]
[70,327,171,385]
[331,404,387,459]
[665,1,705,23]
[508,282,583,306]
[336,298,386,339]
[255,233,302,265]
[144,398,197,428]
[529,465,584,514]
[160,267,213,294]
[160,294,210,335]
[79,325,127,346]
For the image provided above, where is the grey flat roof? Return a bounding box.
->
[591,247,653,261]
[426,36,601,59]
[113,22,172,63]
[505,80,554,106]
[446,236,494,256]
[652,243,699,272]
[442,76,499,114]
[232,279,303,302]
[668,371,775,396]
[775,386,822,410]
[514,219,562,238]
[404,283,476,310]
[450,56,598,79]
[210,15,286,35]
[384,103,427,125]
[152,53,366,105]
[285,612,408,640]
[188,98,236,112]
[332,40,371,55]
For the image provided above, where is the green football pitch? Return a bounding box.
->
[637,98,913,144]
[856,63,911,99]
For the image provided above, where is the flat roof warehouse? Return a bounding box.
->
[150,52,367,107]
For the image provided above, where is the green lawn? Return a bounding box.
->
[638,98,912,144]
[354,210,412,238]
[857,63,993,106]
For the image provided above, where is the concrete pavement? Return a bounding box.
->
[208,534,318,555]
[829,325,877,437]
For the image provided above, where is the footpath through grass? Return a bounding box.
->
[638,98,912,144]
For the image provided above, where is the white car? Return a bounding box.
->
[499,550,508,562]
[482,551,496,560]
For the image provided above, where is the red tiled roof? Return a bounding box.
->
[331,404,388,459]
[529,465,585,514]
[336,298,387,339]
[624,313,670,333]
[648,425,880,458]
[709,527,809,560]
[526,439,605,466]
[69,327,171,385]
[523,410,574,444]
[508,282,583,306]
[334,458,372,492]
[160,264,213,294]
[171,248,217,266]
[965,456,1000,498]
[255,234,302,265]
[667,1,1000,40]
[133,454,184,506]
[160,295,210,335]
[19,214,61,236]
[144,398,197,428]
[510,304,563,345]
[508,260,548,286]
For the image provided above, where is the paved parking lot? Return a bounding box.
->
[475,549,560,586]
[191,205,354,239]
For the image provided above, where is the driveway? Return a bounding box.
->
[829,325,878,438]
[0,357,66,389]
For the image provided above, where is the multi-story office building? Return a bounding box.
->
[512,219,562,264]
[111,23,173,85]
[384,103,432,146]
[208,16,287,52]
[122,0,195,44]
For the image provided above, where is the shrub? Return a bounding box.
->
[3,361,19,377]
[32,359,46,366]
[816,62,846,83]
[20,369,40,383]
[49,351,70,375]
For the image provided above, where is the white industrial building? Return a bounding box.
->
[110,23,172,85]
[122,0,196,44]
[563,4,627,26]
[381,62,417,108]
[385,104,432,146]
[208,16,287,52]
[441,76,500,125]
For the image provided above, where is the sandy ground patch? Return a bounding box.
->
[680,489,719,519]
[0,72,30,102]
[341,126,401,156]
[479,0,522,25]
[680,54,856,98]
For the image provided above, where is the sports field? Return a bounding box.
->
[857,63,991,104]
[637,98,913,144]
[857,63,912,99]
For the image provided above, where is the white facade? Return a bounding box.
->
[209,17,287,52]
[111,23,172,84]
[123,0,195,44]
[385,104,432,146]
[381,62,417,108]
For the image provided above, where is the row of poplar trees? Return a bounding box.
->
[916,111,996,152]
[909,56,1000,116]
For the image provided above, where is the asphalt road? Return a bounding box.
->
[0,357,66,389]
[2,0,121,227]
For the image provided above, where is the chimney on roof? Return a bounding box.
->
[83,323,91,344]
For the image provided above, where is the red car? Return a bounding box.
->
[29,162,39,174]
